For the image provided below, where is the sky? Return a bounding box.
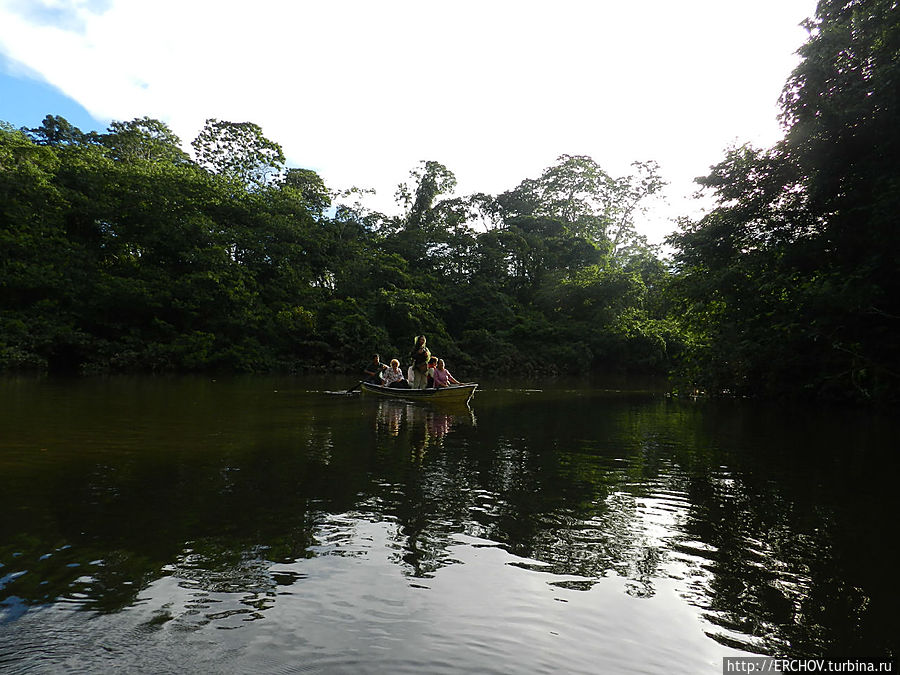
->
[0,0,819,244]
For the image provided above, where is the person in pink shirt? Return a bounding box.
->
[432,359,461,388]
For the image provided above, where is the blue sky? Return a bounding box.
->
[1,56,105,132]
[0,0,819,243]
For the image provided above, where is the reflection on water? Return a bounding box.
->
[373,399,475,461]
[0,376,897,672]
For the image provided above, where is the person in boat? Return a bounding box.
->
[432,359,462,388]
[363,354,388,384]
[409,335,431,389]
[382,359,411,388]
[425,356,438,388]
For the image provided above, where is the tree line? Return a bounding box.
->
[0,113,676,378]
[1,0,896,402]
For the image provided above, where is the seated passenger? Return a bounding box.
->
[382,359,412,388]
[363,354,387,384]
[425,356,438,388]
[432,359,461,388]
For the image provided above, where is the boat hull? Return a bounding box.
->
[360,382,478,406]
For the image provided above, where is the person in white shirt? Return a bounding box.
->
[382,359,411,388]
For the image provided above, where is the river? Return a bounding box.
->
[0,375,896,673]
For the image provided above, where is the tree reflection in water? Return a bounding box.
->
[367,398,674,598]
[0,380,896,658]
[363,394,897,657]
[370,400,476,577]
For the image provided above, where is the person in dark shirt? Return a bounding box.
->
[363,354,388,384]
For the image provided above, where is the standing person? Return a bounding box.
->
[432,359,461,388]
[409,336,431,389]
[363,354,387,385]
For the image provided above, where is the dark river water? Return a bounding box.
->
[0,375,897,673]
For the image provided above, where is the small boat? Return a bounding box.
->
[360,382,478,406]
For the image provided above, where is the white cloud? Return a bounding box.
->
[0,0,816,242]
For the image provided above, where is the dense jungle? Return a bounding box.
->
[1,0,897,403]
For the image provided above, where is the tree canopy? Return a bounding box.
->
[1,117,677,379]
[667,0,899,402]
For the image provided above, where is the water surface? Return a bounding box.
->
[1,376,896,673]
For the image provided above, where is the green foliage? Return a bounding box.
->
[101,117,191,165]
[191,118,285,188]
[317,298,391,368]
[25,114,100,147]
[2,116,680,379]
[668,0,900,402]
[396,160,457,228]
[279,168,332,215]
[496,154,665,260]
[596,309,685,371]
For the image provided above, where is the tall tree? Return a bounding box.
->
[279,167,331,216]
[101,117,191,164]
[497,154,665,259]
[389,160,459,265]
[25,114,99,147]
[395,160,457,228]
[191,118,285,188]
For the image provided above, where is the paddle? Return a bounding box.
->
[346,381,362,393]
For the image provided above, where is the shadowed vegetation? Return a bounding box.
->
[2,0,896,402]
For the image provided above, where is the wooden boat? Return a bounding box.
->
[360,382,478,406]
